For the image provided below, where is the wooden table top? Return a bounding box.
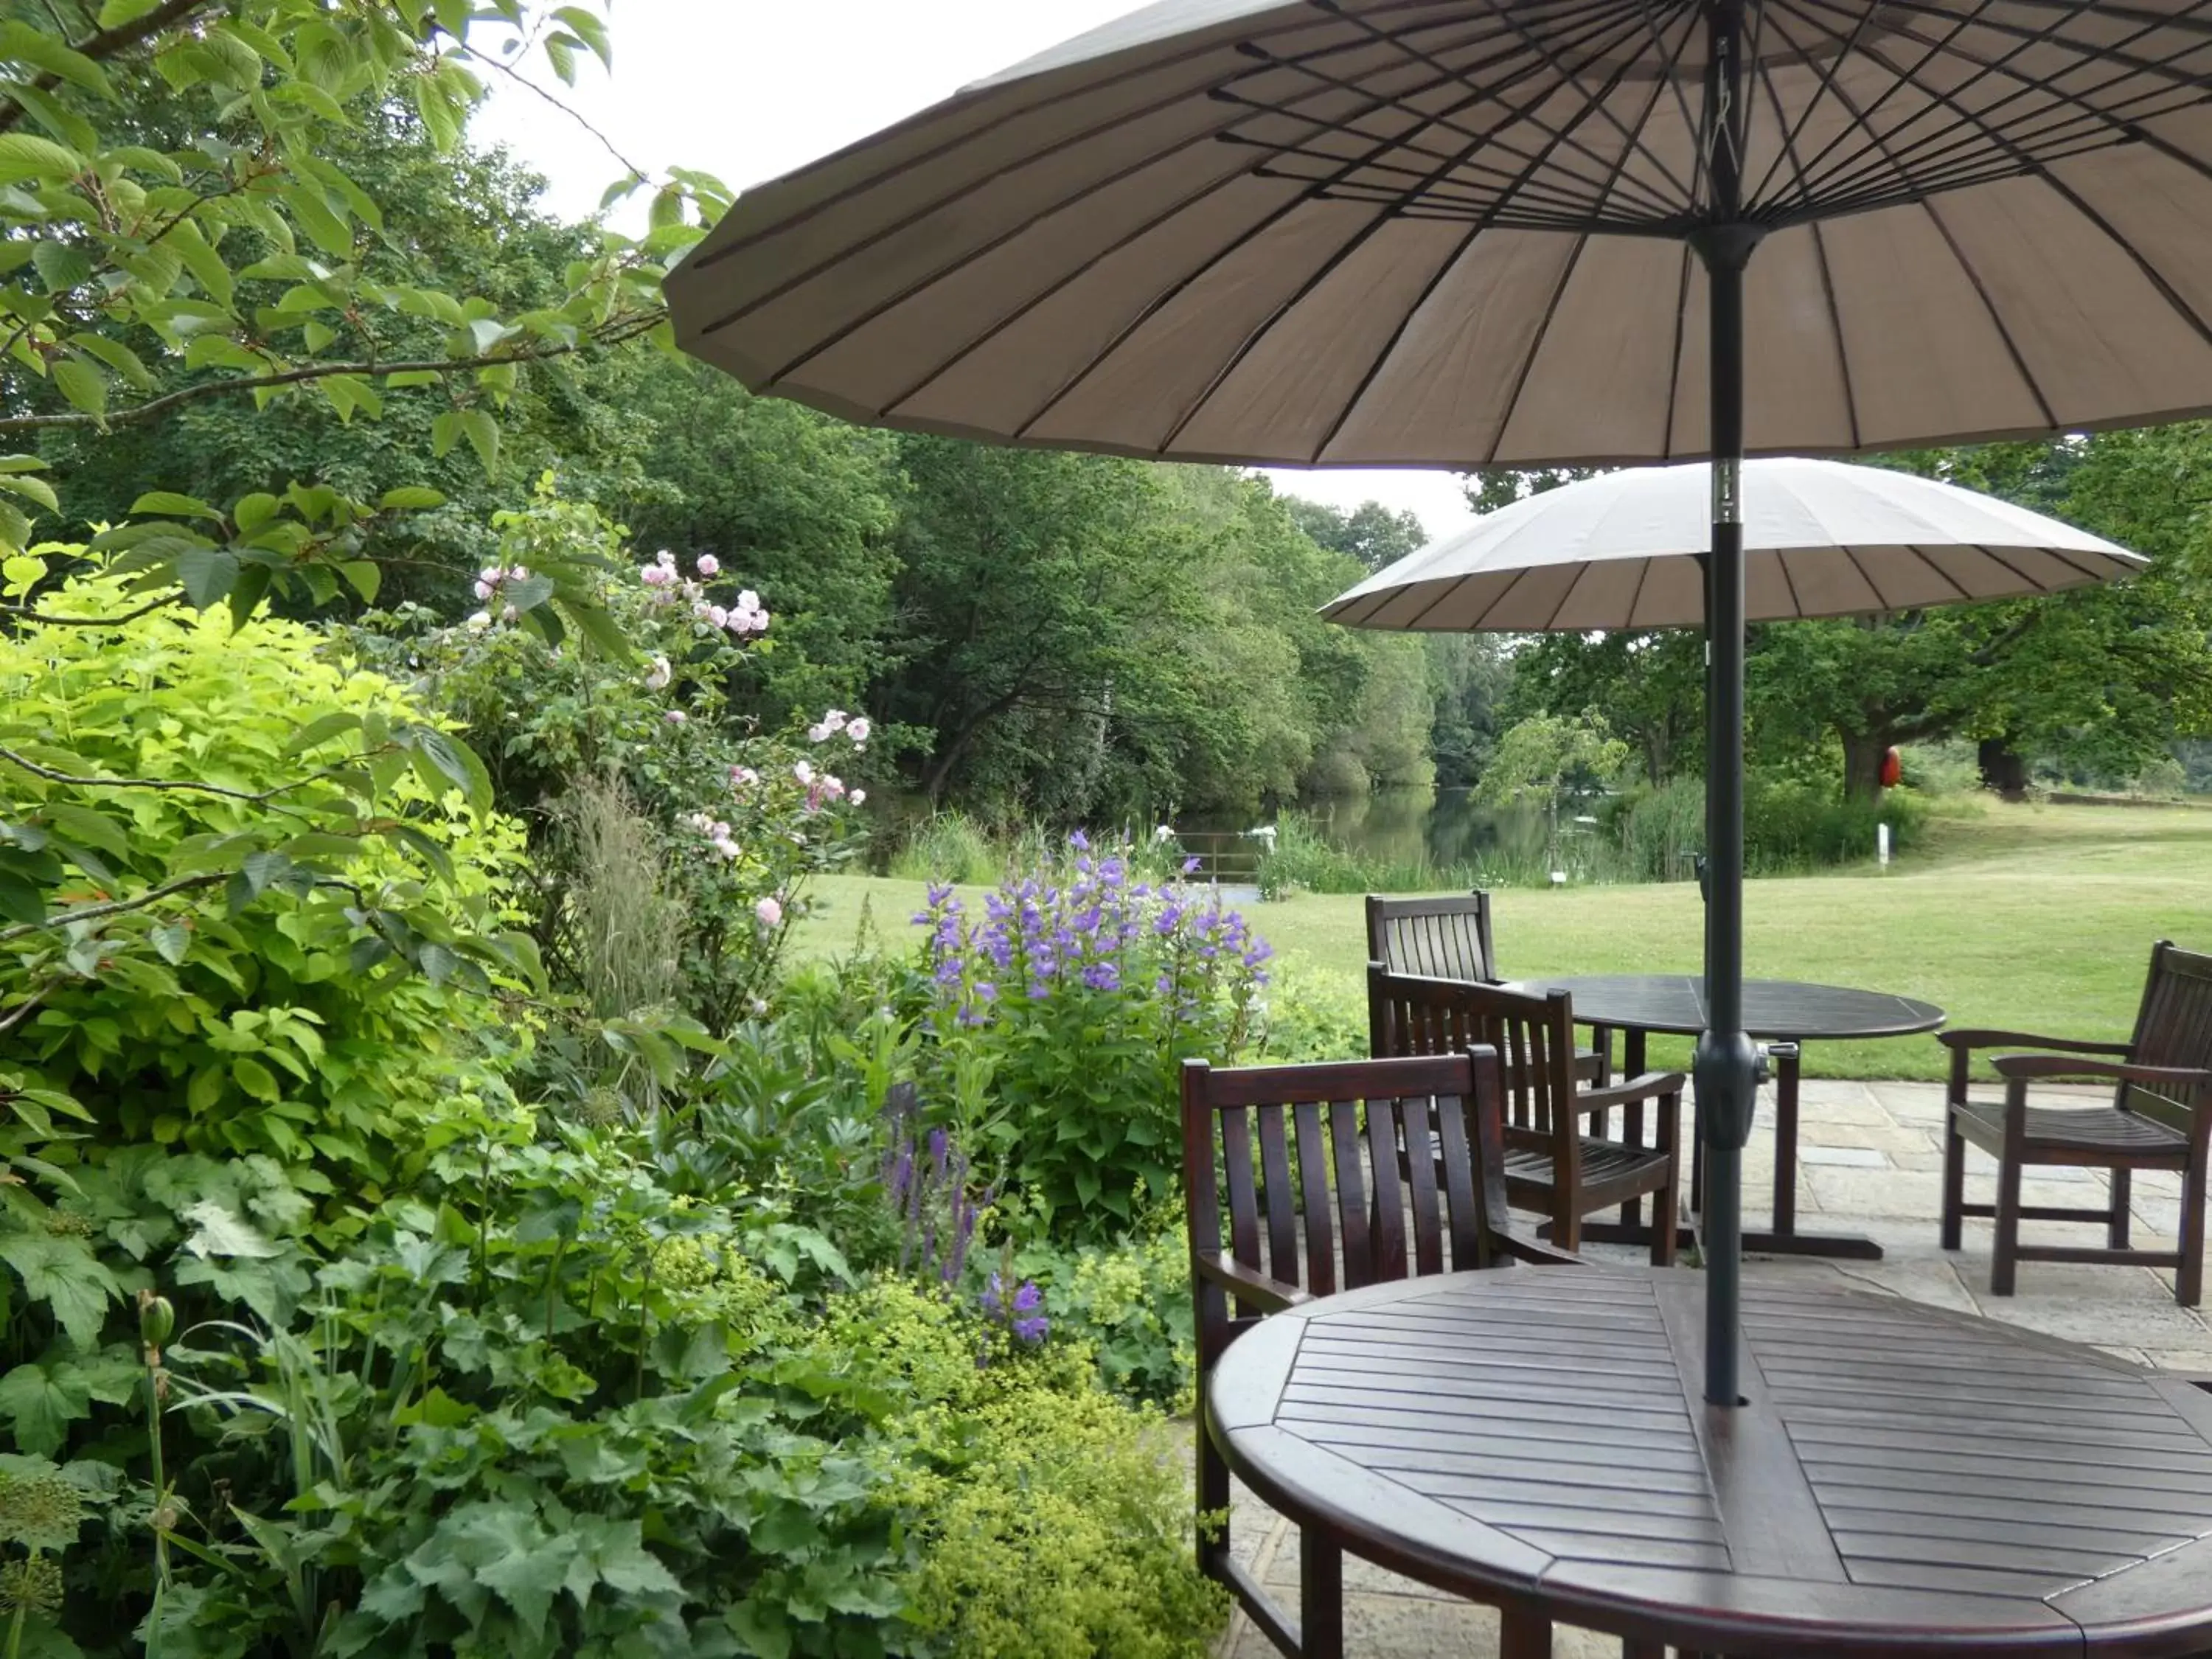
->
[1206,1267,2212,1655]
[1509,975,1945,1042]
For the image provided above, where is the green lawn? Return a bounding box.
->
[791,798,2212,1081]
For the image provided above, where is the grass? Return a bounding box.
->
[791,796,2212,1082]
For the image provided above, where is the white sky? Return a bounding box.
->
[470,0,1480,543]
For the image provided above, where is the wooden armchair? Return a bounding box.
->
[1368,965,1683,1262]
[1182,1049,1573,1659]
[1364,891,1610,1081]
[1941,939,2212,1306]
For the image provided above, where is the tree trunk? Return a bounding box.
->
[1841,732,1888,804]
[1978,737,2029,801]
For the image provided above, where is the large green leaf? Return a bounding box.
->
[0,1234,119,1346]
[0,1363,91,1458]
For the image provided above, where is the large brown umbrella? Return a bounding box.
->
[666,0,2206,1404]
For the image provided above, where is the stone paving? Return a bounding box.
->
[1209,1077,2212,1659]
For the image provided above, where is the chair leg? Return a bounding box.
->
[1649,1166,1679,1268]
[2109,1166,2132,1251]
[1299,1528,1343,1659]
[1554,1192,1580,1254]
[1196,1413,1228,1581]
[1939,1110,1966,1253]
[1992,1140,2024,1299]
[2177,1149,2207,1309]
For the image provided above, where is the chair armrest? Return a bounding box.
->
[1992,1054,2212,1089]
[1939,1028,2132,1056]
[1492,1229,1585,1267]
[1573,1071,1688,1113]
[1193,1251,1310,1312]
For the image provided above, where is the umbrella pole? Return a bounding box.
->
[1694,0,1759,1409]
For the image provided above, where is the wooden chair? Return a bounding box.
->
[1182,1049,1575,1659]
[1364,891,1611,1081]
[1940,940,2212,1306]
[1368,966,1683,1262]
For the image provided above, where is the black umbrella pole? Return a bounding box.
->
[1696,225,1758,1408]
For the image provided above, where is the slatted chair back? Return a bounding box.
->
[1180,1051,1513,1363]
[1365,891,1497,984]
[2124,941,2212,1130]
[1368,966,1581,1145]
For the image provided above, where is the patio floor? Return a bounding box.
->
[1210,1077,2212,1659]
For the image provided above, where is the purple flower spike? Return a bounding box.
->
[1012,1280,1043,1314]
[1012,1315,1049,1344]
[1082,962,1121,992]
[928,1127,948,1174]
[1068,829,1090,852]
[1183,855,1202,874]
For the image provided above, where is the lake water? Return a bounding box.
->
[1177,788,1612,883]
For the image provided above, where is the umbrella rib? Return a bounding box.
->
[1919,196,2060,431]
[703,0,1608,342]
[1659,240,1691,458]
[1399,571,1484,631]
[688,0,1486,270]
[1843,41,2212,360]
[1484,232,1590,466]
[1965,538,2055,595]
[1630,0,1708,211]
[1624,554,1658,628]
[1783,40,2062,431]
[1752,0,2012,220]
[1868,1,2212,119]
[1910,546,1979,607]
[1807,222,1863,450]
[1230,0,1688,221]
[1154,2,1683,456]
[1478,3,1700,465]
[1742,0,1902,207]
[1304,1,1693,465]
[1837,543,1897,613]
[1771,544,1806,619]
[1005,5,1674,444]
[1834,2,2212,201]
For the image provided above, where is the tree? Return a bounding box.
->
[1476,708,1629,864]
[0,0,723,636]
[1282,495,1426,572]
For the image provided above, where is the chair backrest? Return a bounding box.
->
[1368,966,1581,1147]
[1365,891,1498,984]
[2124,940,2212,1128]
[1180,1051,1517,1352]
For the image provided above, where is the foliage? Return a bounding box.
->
[0,566,531,1197]
[911,839,1270,1239]
[0,0,726,633]
[346,484,869,1040]
[1004,1222,1195,1411]
[888,813,1003,888]
[0,1073,1221,1659]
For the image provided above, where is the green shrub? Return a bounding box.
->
[912,837,1269,1239]
[1742,776,1927,872]
[890,811,1003,886]
[0,567,531,1203]
[1899,741,1983,796]
[1610,776,1706,883]
[1006,1220,1195,1410]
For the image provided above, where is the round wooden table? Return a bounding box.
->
[1511,975,1947,1261]
[1208,1267,2212,1658]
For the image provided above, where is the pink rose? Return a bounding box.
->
[697,554,720,577]
[755,895,783,928]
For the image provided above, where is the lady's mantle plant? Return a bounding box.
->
[914,836,1270,1240]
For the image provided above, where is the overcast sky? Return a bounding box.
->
[470,0,1481,543]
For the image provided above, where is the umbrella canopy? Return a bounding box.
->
[667,1,2212,467]
[666,0,2185,1405]
[1324,458,2146,632]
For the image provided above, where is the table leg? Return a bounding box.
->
[1499,1605,1551,1659]
[1299,1529,1342,1659]
[1618,1028,1648,1230]
[1735,1040,1883,1261]
[1772,1041,1798,1239]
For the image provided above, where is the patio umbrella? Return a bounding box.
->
[1323,456,2146,631]
[664,0,2211,1405]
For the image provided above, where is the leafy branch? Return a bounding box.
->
[0,0,219,136]
[0,872,225,945]
[0,318,666,436]
[0,745,349,804]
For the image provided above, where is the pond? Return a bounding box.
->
[1175,788,1635,888]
